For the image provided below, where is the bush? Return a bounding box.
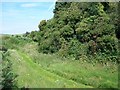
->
[36,2,119,63]
[2,52,18,89]
[38,20,47,31]
[38,36,61,54]
[60,25,74,40]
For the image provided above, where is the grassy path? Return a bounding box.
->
[2,35,118,88]
[9,49,93,88]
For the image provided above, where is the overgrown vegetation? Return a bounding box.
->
[1,40,117,88]
[19,42,118,88]
[1,50,18,89]
[1,35,31,89]
[2,35,32,50]
[26,2,119,63]
[1,1,119,89]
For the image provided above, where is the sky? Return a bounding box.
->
[1,1,56,34]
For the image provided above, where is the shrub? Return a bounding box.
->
[2,52,18,89]
[60,25,74,40]
[38,20,47,31]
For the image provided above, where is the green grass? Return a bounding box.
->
[7,49,93,88]
[2,35,118,88]
[18,43,118,88]
[46,61,118,88]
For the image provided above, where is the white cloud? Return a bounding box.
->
[21,3,38,8]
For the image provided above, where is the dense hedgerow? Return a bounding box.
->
[27,1,119,62]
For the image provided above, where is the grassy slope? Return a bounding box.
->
[2,35,118,88]
[8,49,92,88]
[20,43,118,88]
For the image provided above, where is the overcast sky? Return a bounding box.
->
[1,1,55,34]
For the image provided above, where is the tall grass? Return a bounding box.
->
[20,42,118,88]
[1,35,118,88]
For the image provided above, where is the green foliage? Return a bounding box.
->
[67,39,88,59]
[23,32,30,37]
[60,25,74,40]
[2,35,32,50]
[2,52,18,89]
[16,42,118,88]
[76,18,91,42]
[38,20,47,31]
[32,2,119,62]
[38,35,61,54]
[28,31,39,42]
[46,18,58,29]
[2,35,118,88]
[88,3,106,16]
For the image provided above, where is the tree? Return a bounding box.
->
[36,2,118,62]
[38,20,46,31]
[60,25,74,40]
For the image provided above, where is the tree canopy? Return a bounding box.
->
[28,1,119,62]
